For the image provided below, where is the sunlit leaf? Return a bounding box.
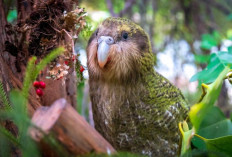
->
[227,29,232,40]
[190,51,232,83]
[179,121,194,157]
[189,67,230,131]
[194,54,210,64]
[194,134,232,157]
[206,136,232,157]
[199,106,226,128]
[192,119,232,150]
[191,106,228,150]
[200,34,217,50]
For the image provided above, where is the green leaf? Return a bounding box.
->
[212,31,221,45]
[202,119,232,138]
[194,54,210,64]
[189,149,227,157]
[191,106,229,150]
[206,136,232,157]
[200,31,221,50]
[7,9,17,23]
[217,51,232,65]
[22,57,37,109]
[192,119,232,150]
[228,46,232,54]
[189,67,230,131]
[9,90,40,157]
[0,133,11,157]
[0,81,11,110]
[194,135,232,157]
[227,29,232,40]
[0,125,20,146]
[190,51,232,83]
[9,90,28,135]
[179,121,194,156]
[77,81,85,114]
[190,53,224,83]
[199,106,226,128]
[200,34,217,50]
[227,13,232,21]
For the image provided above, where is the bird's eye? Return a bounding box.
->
[122,32,128,40]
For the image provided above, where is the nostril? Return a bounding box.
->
[99,36,114,45]
[108,37,114,44]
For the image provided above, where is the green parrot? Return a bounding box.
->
[87,17,189,157]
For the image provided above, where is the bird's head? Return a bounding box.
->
[87,17,154,83]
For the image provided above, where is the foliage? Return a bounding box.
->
[190,67,229,130]
[180,35,232,156]
[22,47,65,113]
[0,82,11,110]
[179,121,194,156]
[200,31,221,50]
[194,54,210,64]
[77,81,85,113]
[80,16,94,40]
[0,89,40,157]
[0,48,64,156]
[190,47,232,84]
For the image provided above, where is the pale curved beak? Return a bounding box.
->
[97,36,114,68]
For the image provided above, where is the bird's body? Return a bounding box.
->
[87,17,189,157]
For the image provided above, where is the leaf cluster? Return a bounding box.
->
[180,34,232,157]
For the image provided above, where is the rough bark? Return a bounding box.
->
[0,0,83,155]
[0,0,81,113]
[218,82,230,117]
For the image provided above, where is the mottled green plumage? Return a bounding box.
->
[87,17,189,157]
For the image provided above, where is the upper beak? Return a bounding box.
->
[97,36,114,68]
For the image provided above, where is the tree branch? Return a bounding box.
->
[119,0,136,17]
[17,0,32,22]
[0,0,7,51]
[106,0,118,17]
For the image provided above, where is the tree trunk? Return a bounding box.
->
[0,0,83,155]
[0,0,81,114]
